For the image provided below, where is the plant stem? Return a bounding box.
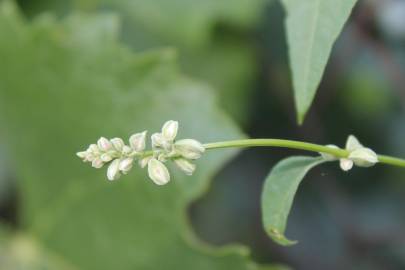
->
[203,139,405,168]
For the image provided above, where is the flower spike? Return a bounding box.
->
[76,120,205,185]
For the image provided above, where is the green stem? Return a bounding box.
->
[203,139,405,168]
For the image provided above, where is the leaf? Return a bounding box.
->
[0,2,283,270]
[281,0,357,124]
[261,156,325,246]
[75,0,266,47]
[0,225,77,270]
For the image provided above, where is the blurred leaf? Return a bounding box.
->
[261,156,324,246]
[0,225,76,270]
[281,0,357,124]
[75,0,266,47]
[0,1,282,269]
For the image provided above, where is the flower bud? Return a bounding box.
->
[97,137,112,152]
[162,120,178,141]
[88,144,99,154]
[122,145,133,155]
[119,158,134,174]
[107,159,121,181]
[129,131,147,152]
[76,151,87,160]
[151,133,165,148]
[174,139,205,160]
[346,135,363,151]
[100,153,113,162]
[174,158,196,176]
[340,158,354,171]
[84,151,95,162]
[92,158,104,169]
[147,158,170,185]
[111,138,125,151]
[349,148,378,167]
[139,156,152,168]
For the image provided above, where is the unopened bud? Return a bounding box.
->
[100,153,113,162]
[129,131,147,152]
[92,158,104,169]
[174,158,196,176]
[97,137,112,152]
[119,158,134,174]
[174,139,205,160]
[111,138,125,151]
[340,158,354,171]
[147,158,170,185]
[349,148,378,167]
[139,156,152,168]
[107,159,121,181]
[162,120,178,141]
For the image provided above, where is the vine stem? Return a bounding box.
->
[203,139,405,168]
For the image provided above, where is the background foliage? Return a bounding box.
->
[1,0,405,269]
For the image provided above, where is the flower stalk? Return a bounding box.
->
[203,139,405,168]
[77,120,405,186]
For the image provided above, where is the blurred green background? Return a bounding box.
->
[0,0,405,269]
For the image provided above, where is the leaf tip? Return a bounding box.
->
[296,111,306,126]
[267,227,298,247]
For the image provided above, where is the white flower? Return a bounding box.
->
[76,120,205,184]
[162,120,178,142]
[129,131,147,152]
[340,158,354,171]
[338,135,378,171]
[346,135,363,151]
[349,148,378,167]
[319,135,379,171]
[174,158,196,176]
[97,137,112,152]
[174,139,205,160]
[147,158,170,185]
[107,159,121,181]
[119,158,134,174]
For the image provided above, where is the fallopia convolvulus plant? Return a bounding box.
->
[78,120,405,246]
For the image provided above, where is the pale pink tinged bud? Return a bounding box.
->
[107,159,121,181]
[111,138,125,151]
[92,158,104,169]
[100,153,113,162]
[119,158,134,174]
[97,137,113,152]
[174,139,205,160]
[129,131,147,152]
[340,158,354,172]
[161,120,178,141]
[147,158,170,185]
[174,158,196,176]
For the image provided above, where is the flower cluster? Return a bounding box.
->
[321,135,378,171]
[76,120,205,185]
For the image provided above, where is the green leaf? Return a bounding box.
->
[281,0,357,124]
[0,2,283,269]
[261,156,325,246]
[0,225,77,270]
[75,0,266,47]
